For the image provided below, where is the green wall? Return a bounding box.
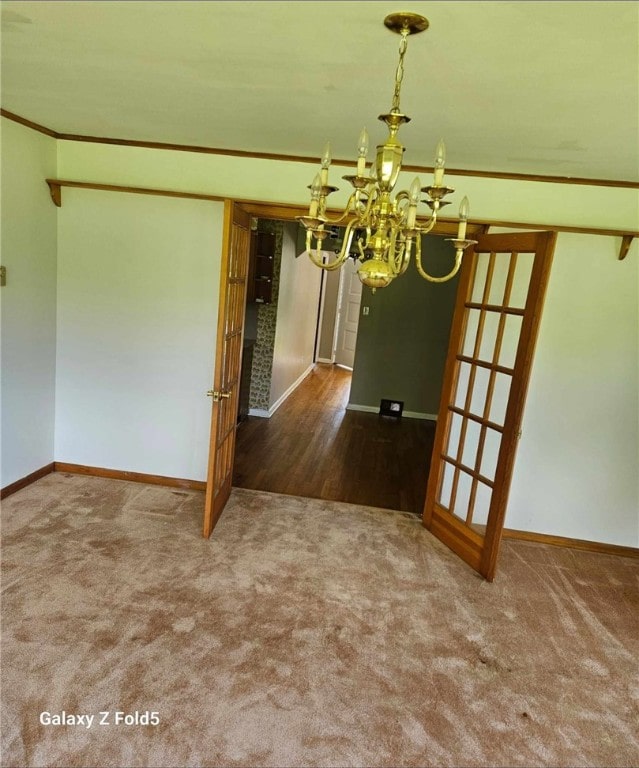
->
[348,235,458,417]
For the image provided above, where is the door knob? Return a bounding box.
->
[207,390,231,401]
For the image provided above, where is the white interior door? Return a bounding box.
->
[313,254,341,364]
[333,259,362,369]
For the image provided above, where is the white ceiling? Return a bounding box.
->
[2,1,638,181]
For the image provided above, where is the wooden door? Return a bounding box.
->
[334,259,363,369]
[423,231,556,580]
[203,202,251,538]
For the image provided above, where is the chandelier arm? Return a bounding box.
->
[307,247,339,271]
[305,229,319,258]
[320,211,352,226]
[338,222,357,264]
[414,234,463,283]
[305,231,327,270]
[357,223,375,260]
[388,230,405,276]
[354,200,368,220]
[388,230,399,275]
[394,192,411,223]
[396,242,408,275]
[321,191,363,226]
[359,186,378,226]
[417,215,438,237]
[397,237,413,275]
[307,222,357,271]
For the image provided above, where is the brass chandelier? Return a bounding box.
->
[299,12,475,292]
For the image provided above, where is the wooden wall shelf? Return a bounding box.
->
[619,235,634,261]
[44,178,637,261]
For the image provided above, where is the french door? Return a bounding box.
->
[203,202,251,537]
[423,231,556,580]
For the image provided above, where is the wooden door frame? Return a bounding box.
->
[207,200,556,569]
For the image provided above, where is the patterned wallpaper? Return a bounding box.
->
[248,220,283,411]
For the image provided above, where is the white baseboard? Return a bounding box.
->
[269,364,315,415]
[249,364,315,419]
[315,357,334,364]
[403,410,438,421]
[345,403,378,414]
[346,403,438,421]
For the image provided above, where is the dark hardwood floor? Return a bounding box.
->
[233,364,436,514]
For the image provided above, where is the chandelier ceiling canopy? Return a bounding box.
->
[299,11,476,292]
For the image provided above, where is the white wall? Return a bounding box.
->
[22,136,639,546]
[57,141,639,232]
[507,233,639,546]
[1,118,58,487]
[55,189,223,481]
[269,222,321,408]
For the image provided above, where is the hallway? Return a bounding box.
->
[232,364,436,514]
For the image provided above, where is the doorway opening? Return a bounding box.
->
[205,205,557,579]
[314,229,363,370]
[232,215,459,515]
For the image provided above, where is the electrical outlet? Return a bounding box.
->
[0,266,6,287]
[362,306,369,316]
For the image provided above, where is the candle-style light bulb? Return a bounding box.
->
[321,141,332,169]
[309,173,321,217]
[457,196,470,240]
[434,139,446,186]
[320,141,331,185]
[357,128,369,176]
[409,176,421,204]
[407,176,421,229]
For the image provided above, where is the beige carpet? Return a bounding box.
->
[1,473,638,768]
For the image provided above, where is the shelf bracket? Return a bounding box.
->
[618,235,633,261]
[47,180,62,207]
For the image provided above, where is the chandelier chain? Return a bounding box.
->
[391,31,409,112]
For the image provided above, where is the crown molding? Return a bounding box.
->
[1,108,58,137]
[3,108,638,190]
